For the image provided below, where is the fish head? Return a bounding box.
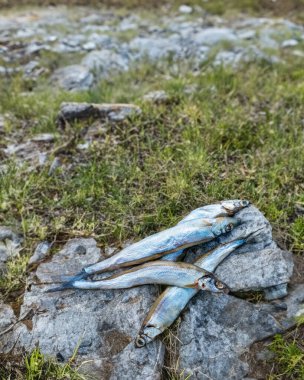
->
[211,217,240,236]
[221,200,250,215]
[197,275,229,293]
[135,325,162,348]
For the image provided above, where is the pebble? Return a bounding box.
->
[282,39,298,48]
[179,5,193,14]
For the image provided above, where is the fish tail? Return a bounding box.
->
[46,269,89,293]
[50,271,88,283]
[45,281,77,293]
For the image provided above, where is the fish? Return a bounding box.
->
[161,199,250,262]
[46,261,229,293]
[135,230,260,348]
[180,200,250,223]
[52,216,240,288]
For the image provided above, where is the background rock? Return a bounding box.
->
[0,227,22,273]
[51,65,94,91]
[57,102,141,124]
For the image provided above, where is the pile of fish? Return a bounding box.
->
[48,200,263,347]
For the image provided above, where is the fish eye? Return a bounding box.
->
[225,223,233,232]
[215,281,224,289]
[135,336,146,348]
[241,200,249,206]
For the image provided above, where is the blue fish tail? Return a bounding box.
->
[59,269,89,283]
[46,281,76,293]
[46,269,88,293]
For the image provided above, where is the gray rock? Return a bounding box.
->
[31,133,56,143]
[1,238,165,379]
[282,39,298,48]
[0,303,16,334]
[264,284,289,300]
[178,292,282,380]
[187,205,293,296]
[82,50,129,74]
[179,5,193,14]
[57,102,141,124]
[28,241,52,265]
[51,65,94,91]
[129,36,181,60]
[48,157,61,176]
[237,30,256,40]
[178,205,295,379]
[0,115,4,133]
[193,28,238,45]
[0,227,22,273]
[279,283,304,328]
[143,90,168,103]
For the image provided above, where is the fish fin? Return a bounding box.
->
[184,282,197,288]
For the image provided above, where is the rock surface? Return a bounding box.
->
[178,293,282,380]
[178,205,295,379]
[1,7,303,89]
[0,227,22,273]
[57,102,141,124]
[1,238,165,379]
[51,65,94,91]
[0,205,299,379]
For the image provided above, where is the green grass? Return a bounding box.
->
[268,317,304,379]
[0,42,304,379]
[1,56,304,296]
[0,347,88,380]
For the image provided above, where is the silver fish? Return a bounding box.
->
[161,199,249,262]
[46,261,229,292]
[52,216,240,289]
[135,238,245,347]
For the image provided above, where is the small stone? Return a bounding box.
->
[57,102,141,124]
[0,227,22,273]
[31,133,55,143]
[28,241,52,265]
[0,115,5,133]
[51,65,94,91]
[282,39,298,48]
[143,90,169,104]
[48,157,61,176]
[0,303,16,331]
[23,60,39,75]
[193,28,238,45]
[82,42,96,51]
[82,50,128,74]
[179,5,193,14]
[237,30,256,40]
[264,284,288,300]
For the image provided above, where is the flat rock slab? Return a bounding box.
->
[51,65,94,91]
[178,205,295,379]
[187,205,293,298]
[1,238,164,379]
[178,292,282,380]
[57,102,141,125]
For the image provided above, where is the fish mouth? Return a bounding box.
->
[222,200,250,213]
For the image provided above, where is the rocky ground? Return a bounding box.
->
[0,3,304,380]
[0,6,303,90]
